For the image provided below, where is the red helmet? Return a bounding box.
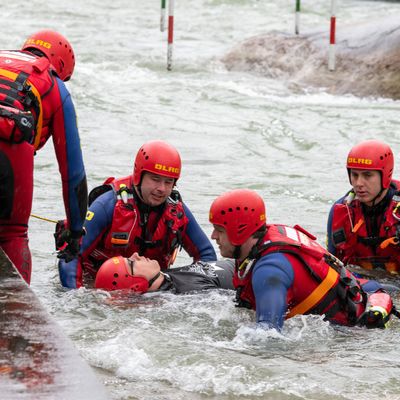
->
[346,140,394,189]
[209,189,266,246]
[22,30,75,81]
[94,256,149,292]
[133,140,181,186]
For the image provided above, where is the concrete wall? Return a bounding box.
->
[0,249,110,400]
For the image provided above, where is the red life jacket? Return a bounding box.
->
[234,224,366,326]
[331,181,400,273]
[89,176,189,270]
[0,50,54,150]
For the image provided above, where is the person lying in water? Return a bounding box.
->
[94,253,234,294]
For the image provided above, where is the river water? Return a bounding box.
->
[2,1,400,399]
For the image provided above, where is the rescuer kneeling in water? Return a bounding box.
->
[57,140,216,288]
[209,189,398,331]
[94,253,234,294]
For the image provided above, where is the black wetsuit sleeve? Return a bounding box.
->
[166,271,218,293]
[166,261,235,293]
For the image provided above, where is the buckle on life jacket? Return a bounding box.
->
[380,236,399,250]
[237,258,255,279]
[0,67,44,149]
[324,253,364,321]
[392,200,400,221]
[324,253,361,299]
[0,104,35,143]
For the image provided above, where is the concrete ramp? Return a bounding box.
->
[0,250,109,400]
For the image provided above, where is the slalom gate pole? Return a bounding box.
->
[167,0,175,71]
[295,0,301,35]
[160,0,166,32]
[328,0,336,71]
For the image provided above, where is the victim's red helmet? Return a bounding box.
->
[22,30,75,81]
[346,140,394,189]
[133,140,181,186]
[209,189,266,246]
[94,256,149,292]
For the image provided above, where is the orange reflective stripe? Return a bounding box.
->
[352,218,364,233]
[0,68,43,150]
[287,267,339,318]
[0,67,19,81]
[28,82,43,150]
[110,238,129,245]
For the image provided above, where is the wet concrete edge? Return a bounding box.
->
[0,249,110,400]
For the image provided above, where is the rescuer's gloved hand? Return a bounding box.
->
[54,219,68,250]
[54,220,84,262]
[56,230,84,263]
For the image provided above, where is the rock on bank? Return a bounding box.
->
[221,15,400,99]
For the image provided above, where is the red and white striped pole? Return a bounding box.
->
[160,0,166,32]
[328,0,336,71]
[167,0,174,70]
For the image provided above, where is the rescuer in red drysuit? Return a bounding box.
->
[0,30,87,283]
[327,140,400,275]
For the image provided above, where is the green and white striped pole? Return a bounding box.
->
[167,0,175,70]
[295,0,301,35]
[160,0,166,32]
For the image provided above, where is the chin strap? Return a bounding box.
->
[235,237,266,279]
[148,271,161,288]
[233,245,241,259]
[392,306,400,320]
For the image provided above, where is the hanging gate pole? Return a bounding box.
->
[167,0,175,70]
[328,0,337,71]
[160,0,166,32]
[295,0,301,35]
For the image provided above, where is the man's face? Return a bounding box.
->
[211,225,235,258]
[139,172,174,207]
[127,252,161,280]
[350,169,384,206]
